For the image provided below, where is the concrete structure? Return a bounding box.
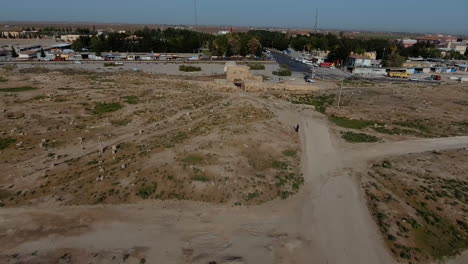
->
[226,65,263,84]
[18,50,38,59]
[346,55,372,68]
[458,65,468,72]
[349,67,387,76]
[60,35,82,43]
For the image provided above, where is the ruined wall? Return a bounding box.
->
[226,66,263,82]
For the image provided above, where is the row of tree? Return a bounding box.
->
[71,27,277,56]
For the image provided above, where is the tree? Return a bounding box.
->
[248,37,262,56]
[382,53,406,67]
[40,48,46,58]
[227,34,241,55]
[212,35,229,56]
[11,47,18,57]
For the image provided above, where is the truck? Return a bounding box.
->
[388,72,410,79]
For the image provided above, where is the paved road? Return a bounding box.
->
[270,51,350,81]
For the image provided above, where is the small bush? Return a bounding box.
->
[0,77,7,82]
[291,94,335,113]
[137,183,157,199]
[341,131,380,143]
[123,96,139,104]
[247,63,265,70]
[0,138,16,150]
[19,67,50,74]
[273,67,292,76]
[192,175,209,182]
[382,160,392,168]
[272,160,289,170]
[1,65,16,71]
[179,65,202,72]
[329,116,380,129]
[0,86,37,92]
[32,95,47,100]
[282,149,297,157]
[93,102,123,114]
[182,154,204,165]
[104,62,118,67]
[394,120,430,133]
[110,119,130,127]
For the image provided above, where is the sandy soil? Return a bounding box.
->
[1,69,468,264]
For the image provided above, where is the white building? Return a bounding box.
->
[346,55,372,68]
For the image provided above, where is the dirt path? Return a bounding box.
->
[1,94,468,264]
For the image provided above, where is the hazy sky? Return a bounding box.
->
[2,0,468,34]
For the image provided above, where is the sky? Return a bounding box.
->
[1,0,468,35]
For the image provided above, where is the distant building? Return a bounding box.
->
[446,42,467,54]
[346,55,372,68]
[399,39,417,48]
[416,35,457,47]
[350,51,377,60]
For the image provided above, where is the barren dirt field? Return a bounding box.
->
[365,149,468,264]
[0,68,302,207]
[285,80,468,141]
[0,68,468,264]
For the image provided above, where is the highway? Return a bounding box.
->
[270,50,441,84]
[270,50,351,80]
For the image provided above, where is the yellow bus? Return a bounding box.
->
[388,72,410,79]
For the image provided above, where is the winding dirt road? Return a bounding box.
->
[1,94,468,264]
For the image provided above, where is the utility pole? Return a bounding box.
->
[194,0,200,54]
[337,79,344,108]
[314,8,319,33]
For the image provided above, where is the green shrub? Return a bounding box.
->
[273,68,292,76]
[329,116,380,129]
[394,120,430,133]
[282,149,297,157]
[0,77,7,82]
[291,94,335,113]
[93,102,123,114]
[32,95,47,100]
[1,65,16,71]
[0,86,36,92]
[192,176,209,182]
[19,67,50,74]
[272,160,289,170]
[0,138,16,150]
[137,183,157,199]
[104,62,118,67]
[179,65,202,72]
[110,119,130,127]
[247,63,265,70]
[124,96,139,104]
[182,154,204,165]
[341,131,380,143]
[372,126,417,135]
